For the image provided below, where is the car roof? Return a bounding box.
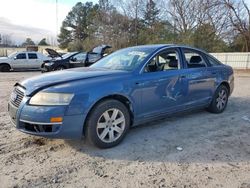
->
[17,51,41,53]
[127,44,208,54]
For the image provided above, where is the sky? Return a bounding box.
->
[0,0,250,45]
[0,0,98,45]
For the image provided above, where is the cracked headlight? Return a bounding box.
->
[29,92,74,106]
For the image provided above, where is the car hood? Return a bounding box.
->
[19,67,127,96]
[0,57,9,62]
[45,48,62,58]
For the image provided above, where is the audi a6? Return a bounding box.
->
[8,44,234,148]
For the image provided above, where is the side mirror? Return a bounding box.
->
[14,57,17,60]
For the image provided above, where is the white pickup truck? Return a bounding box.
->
[0,51,50,72]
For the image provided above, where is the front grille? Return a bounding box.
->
[11,87,25,108]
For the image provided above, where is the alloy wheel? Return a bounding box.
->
[96,108,126,143]
[216,89,227,110]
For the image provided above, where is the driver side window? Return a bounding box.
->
[16,53,27,59]
[144,49,180,73]
[72,53,86,61]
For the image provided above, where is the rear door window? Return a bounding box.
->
[183,49,207,68]
[28,53,38,59]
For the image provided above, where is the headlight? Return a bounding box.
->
[29,92,74,105]
[45,62,54,66]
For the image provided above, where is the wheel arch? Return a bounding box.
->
[83,94,134,135]
[0,63,12,69]
[218,81,230,94]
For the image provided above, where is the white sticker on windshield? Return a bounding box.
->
[128,51,146,56]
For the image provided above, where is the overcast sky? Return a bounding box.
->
[0,0,249,45]
[0,0,98,44]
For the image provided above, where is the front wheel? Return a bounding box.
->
[55,66,65,71]
[207,85,229,113]
[85,99,130,148]
[0,64,10,72]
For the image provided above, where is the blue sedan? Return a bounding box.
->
[8,44,234,148]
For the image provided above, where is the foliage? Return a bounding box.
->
[58,2,99,50]
[38,38,49,46]
[21,38,35,47]
[57,0,250,52]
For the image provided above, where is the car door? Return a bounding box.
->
[27,53,40,69]
[180,48,214,107]
[137,48,188,118]
[69,53,87,68]
[13,53,27,69]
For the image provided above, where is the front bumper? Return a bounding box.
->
[41,65,54,72]
[8,97,87,139]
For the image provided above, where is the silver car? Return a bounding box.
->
[0,51,50,72]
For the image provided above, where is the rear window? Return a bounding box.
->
[28,53,38,59]
[207,55,222,66]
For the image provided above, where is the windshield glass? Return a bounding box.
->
[90,47,154,71]
[62,52,77,59]
[8,52,17,58]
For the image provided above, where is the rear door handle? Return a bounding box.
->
[180,75,186,78]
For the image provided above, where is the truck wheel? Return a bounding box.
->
[0,64,11,72]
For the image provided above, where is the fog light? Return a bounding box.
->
[50,117,63,123]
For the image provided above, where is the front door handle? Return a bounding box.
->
[180,75,186,78]
[135,82,144,86]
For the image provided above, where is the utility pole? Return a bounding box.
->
[56,0,58,36]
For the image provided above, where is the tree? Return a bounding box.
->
[1,34,13,47]
[143,0,160,28]
[193,23,229,52]
[58,2,99,50]
[114,0,145,45]
[38,38,49,46]
[222,0,250,51]
[22,38,35,47]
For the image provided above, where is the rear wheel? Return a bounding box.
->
[85,99,130,148]
[0,64,10,72]
[207,85,229,113]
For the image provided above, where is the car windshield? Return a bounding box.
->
[90,47,154,71]
[8,52,17,58]
[62,52,77,59]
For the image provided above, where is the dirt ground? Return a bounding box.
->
[0,71,250,188]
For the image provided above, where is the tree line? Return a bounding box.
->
[0,35,51,47]
[58,0,250,52]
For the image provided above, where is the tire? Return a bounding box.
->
[55,66,65,71]
[0,64,11,72]
[85,99,130,148]
[207,85,229,113]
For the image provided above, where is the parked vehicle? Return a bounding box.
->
[42,45,111,72]
[41,51,87,72]
[0,51,50,72]
[8,44,234,148]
